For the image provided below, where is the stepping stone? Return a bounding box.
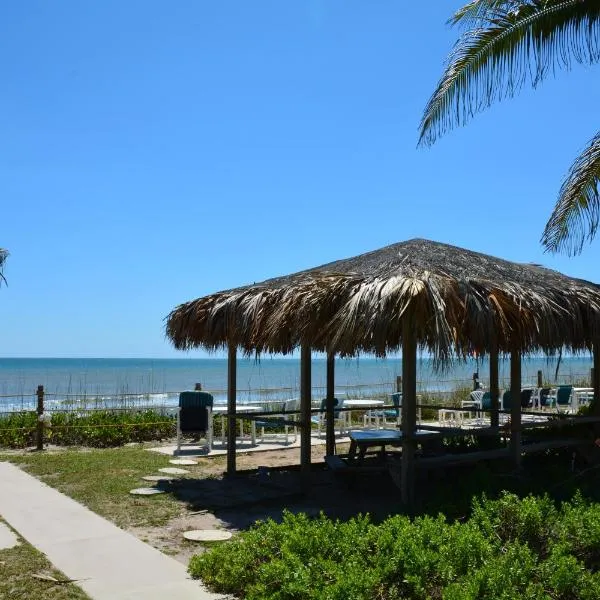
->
[142,475,173,483]
[129,488,165,496]
[158,467,190,475]
[0,522,19,550]
[183,529,232,542]
[169,459,198,466]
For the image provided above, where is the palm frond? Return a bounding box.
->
[542,131,600,255]
[419,0,600,146]
[450,0,521,28]
[0,249,8,286]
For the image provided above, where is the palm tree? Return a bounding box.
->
[0,249,8,285]
[419,0,600,255]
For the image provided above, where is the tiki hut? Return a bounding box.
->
[166,239,600,502]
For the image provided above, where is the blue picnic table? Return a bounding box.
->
[347,429,438,462]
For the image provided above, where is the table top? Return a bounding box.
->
[349,429,435,443]
[344,399,385,408]
[212,405,263,413]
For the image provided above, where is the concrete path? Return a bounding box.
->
[0,462,222,600]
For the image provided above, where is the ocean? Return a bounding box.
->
[0,356,594,414]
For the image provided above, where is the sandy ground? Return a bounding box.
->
[129,443,347,565]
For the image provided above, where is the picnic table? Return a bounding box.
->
[347,429,438,462]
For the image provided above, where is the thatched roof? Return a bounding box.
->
[166,239,600,362]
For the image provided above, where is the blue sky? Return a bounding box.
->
[1,1,599,358]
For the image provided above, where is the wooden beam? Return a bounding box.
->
[510,344,522,467]
[227,343,237,476]
[300,344,312,474]
[489,341,499,430]
[325,352,335,457]
[401,317,417,506]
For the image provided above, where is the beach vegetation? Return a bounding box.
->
[189,492,600,600]
[0,409,175,449]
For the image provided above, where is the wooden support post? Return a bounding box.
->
[510,345,522,467]
[227,343,237,476]
[489,342,499,430]
[396,375,402,393]
[325,352,335,457]
[592,342,600,419]
[401,318,417,507]
[300,344,312,475]
[36,385,44,451]
[537,370,543,388]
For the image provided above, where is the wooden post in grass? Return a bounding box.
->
[396,376,402,393]
[537,370,543,388]
[36,385,44,451]
[300,344,312,475]
[401,315,417,507]
[489,342,499,430]
[510,345,522,467]
[227,343,237,476]
[325,352,335,457]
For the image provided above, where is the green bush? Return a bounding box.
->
[0,409,175,448]
[189,493,600,600]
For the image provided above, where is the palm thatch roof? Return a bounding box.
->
[166,239,600,363]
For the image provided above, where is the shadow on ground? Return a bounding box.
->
[151,445,600,531]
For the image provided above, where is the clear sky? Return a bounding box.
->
[1,1,599,358]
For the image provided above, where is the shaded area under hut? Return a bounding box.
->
[166,238,600,504]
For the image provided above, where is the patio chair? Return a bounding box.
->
[365,392,402,428]
[257,398,298,445]
[175,391,214,455]
[311,397,345,437]
[531,387,551,410]
[556,385,574,411]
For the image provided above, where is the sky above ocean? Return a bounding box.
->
[1,2,599,358]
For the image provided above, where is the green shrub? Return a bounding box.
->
[0,409,175,448]
[189,494,600,600]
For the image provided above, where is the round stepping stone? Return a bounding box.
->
[129,487,165,496]
[183,530,232,542]
[141,475,173,482]
[158,467,190,475]
[169,459,198,466]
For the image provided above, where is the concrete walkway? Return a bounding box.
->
[0,462,221,600]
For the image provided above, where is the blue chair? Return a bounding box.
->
[311,397,344,437]
[556,385,574,409]
[366,392,402,428]
[176,391,214,454]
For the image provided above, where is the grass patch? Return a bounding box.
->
[0,519,90,599]
[4,447,220,529]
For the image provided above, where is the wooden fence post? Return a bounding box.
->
[36,385,44,451]
[396,376,402,393]
[537,370,543,387]
[194,382,202,391]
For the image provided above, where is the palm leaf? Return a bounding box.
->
[0,248,8,285]
[419,0,600,146]
[542,131,600,254]
[449,0,521,27]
